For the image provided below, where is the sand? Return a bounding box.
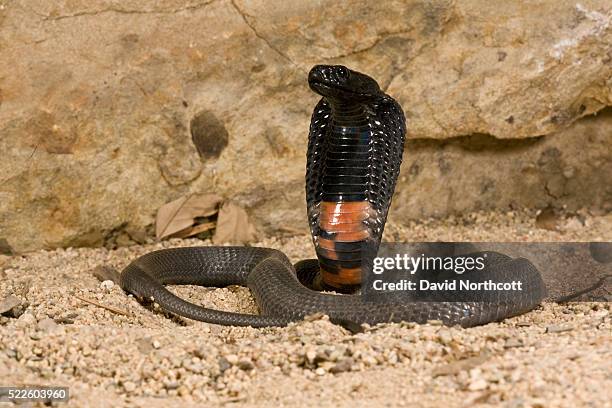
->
[0,210,610,407]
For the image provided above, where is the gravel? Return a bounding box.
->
[0,210,610,407]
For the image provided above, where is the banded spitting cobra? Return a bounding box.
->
[120,65,546,328]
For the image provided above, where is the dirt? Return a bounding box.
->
[0,210,610,407]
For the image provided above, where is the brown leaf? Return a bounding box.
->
[213,202,257,245]
[172,222,216,239]
[156,193,222,240]
[535,206,559,231]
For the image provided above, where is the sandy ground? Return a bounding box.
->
[0,211,611,407]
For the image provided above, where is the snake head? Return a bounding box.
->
[308,65,381,102]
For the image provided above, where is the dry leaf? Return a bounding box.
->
[156,193,222,240]
[172,222,216,239]
[535,206,559,231]
[213,202,257,244]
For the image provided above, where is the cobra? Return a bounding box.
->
[119,65,546,327]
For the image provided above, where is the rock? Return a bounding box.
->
[237,359,254,371]
[37,317,60,333]
[504,339,523,349]
[432,353,490,377]
[100,280,115,291]
[163,380,180,390]
[330,358,354,374]
[123,381,136,393]
[437,328,453,345]
[18,312,36,326]
[136,337,154,355]
[468,378,488,391]
[1,1,611,251]
[390,113,612,222]
[0,295,22,316]
[225,354,239,365]
[218,357,231,373]
[546,324,574,333]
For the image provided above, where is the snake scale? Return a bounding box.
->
[120,65,546,328]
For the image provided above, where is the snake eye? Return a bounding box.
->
[336,66,349,80]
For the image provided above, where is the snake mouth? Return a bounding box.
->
[308,80,334,96]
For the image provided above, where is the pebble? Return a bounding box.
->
[0,295,22,316]
[100,280,114,291]
[123,381,136,392]
[437,328,453,344]
[546,324,574,333]
[225,354,239,365]
[37,318,60,333]
[468,378,488,391]
[18,312,36,326]
[504,338,523,348]
[330,358,354,374]
[218,357,231,373]
[237,359,254,371]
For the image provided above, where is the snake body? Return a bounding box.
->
[120,65,546,327]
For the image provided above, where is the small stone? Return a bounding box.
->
[136,337,154,354]
[152,340,161,349]
[225,354,238,365]
[546,324,573,333]
[123,381,136,392]
[237,359,254,371]
[305,350,317,364]
[315,367,326,376]
[330,358,354,374]
[504,338,523,348]
[18,312,36,326]
[163,380,180,390]
[37,318,59,333]
[0,295,22,316]
[437,328,453,344]
[218,357,231,373]
[427,320,443,326]
[100,280,114,291]
[468,378,488,391]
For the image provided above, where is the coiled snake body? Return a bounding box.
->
[120,65,546,328]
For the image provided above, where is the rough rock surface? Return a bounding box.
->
[1,0,611,251]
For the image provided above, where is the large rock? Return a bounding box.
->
[0,0,610,252]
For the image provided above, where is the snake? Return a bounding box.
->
[119,65,546,328]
